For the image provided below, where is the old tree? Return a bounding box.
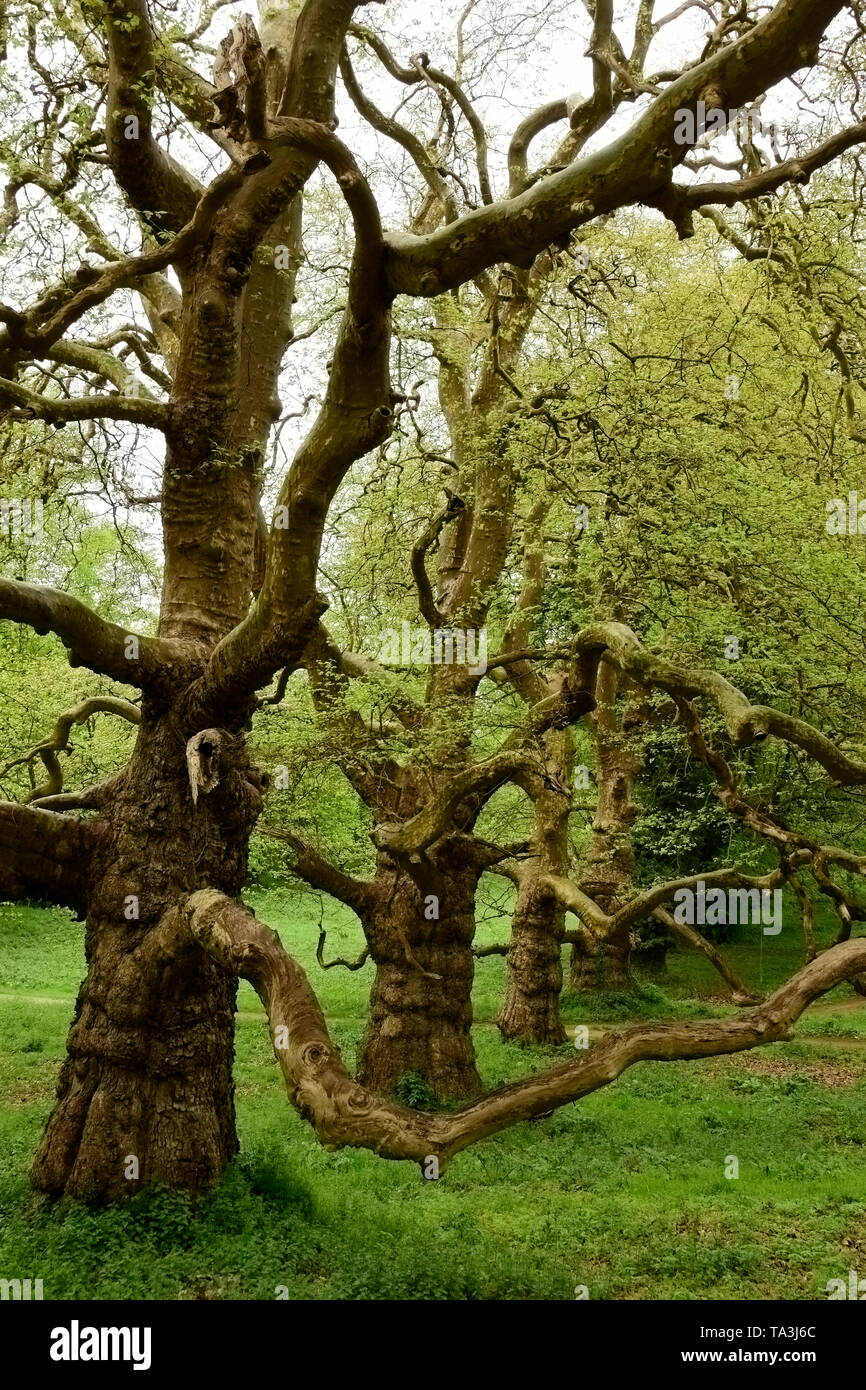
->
[2,0,866,1198]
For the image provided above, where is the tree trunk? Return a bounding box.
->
[30,709,264,1199]
[358,854,482,1099]
[569,662,642,992]
[493,475,574,1045]
[498,875,566,1043]
[569,925,635,992]
[498,726,572,1044]
[30,921,238,1200]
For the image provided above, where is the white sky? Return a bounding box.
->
[0,0,856,601]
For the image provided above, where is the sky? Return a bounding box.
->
[0,0,857,602]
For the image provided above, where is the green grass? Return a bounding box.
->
[0,894,865,1300]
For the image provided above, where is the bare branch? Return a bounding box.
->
[0,163,247,357]
[0,578,188,690]
[340,44,459,223]
[348,25,493,204]
[385,0,852,296]
[0,800,93,911]
[184,890,866,1170]
[1,697,140,804]
[0,376,168,429]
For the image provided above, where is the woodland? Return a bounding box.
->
[1,0,866,1302]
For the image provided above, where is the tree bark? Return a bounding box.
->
[570,662,641,991]
[496,490,572,1045]
[358,852,482,1099]
[30,917,238,1200]
[569,923,635,992]
[498,874,566,1043]
[498,725,572,1044]
[29,709,264,1199]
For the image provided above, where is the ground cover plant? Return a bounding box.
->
[1,0,866,1305]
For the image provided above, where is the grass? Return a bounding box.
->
[0,893,865,1300]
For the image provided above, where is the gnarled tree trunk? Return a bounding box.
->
[570,663,642,992]
[30,711,263,1199]
[31,923,239,1199]
[359,849,482,1099]
[498,727,572,1044]
[569,921,635,992]
[498,875,566,1043]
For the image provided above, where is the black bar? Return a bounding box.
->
[5,1297,861,1376]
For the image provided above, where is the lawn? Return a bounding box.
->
[0,891,864,1300]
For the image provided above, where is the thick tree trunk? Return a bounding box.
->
[569,843,639,992]
[498,727,572,1044]
[498,876,565,1043]
[31,921,238,1200]
[569,925,635,992]
[30,709,263,1199]
[494,479,573,1045]
[569,663,642,992]
[358,854,482,1099]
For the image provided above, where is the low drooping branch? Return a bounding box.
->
[670,699,866,939]
[0,800,93,911]
[260,826,376,916]
[495,619,866,789]
[652,907,761,1006]
[184,889,866,1170]
[537,859,806,941]
[1,696,140,804]
[672,696,801,851]
[0,578,190,690]
[574,622,866,785]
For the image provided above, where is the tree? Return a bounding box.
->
[2,0,866,1198]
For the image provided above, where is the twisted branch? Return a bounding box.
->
[184,889,866,1170]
